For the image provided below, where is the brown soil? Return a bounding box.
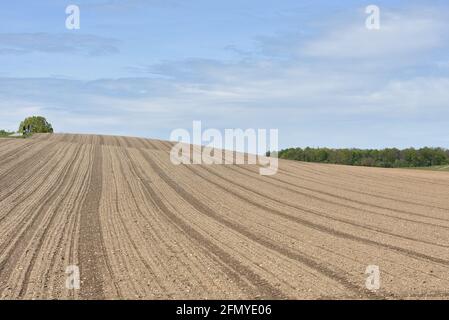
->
[1,133,449,300]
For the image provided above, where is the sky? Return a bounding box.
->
[0,0,448,149]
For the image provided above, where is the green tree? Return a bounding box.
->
[19,116,54,134]
[277,146,449,168]
[0,130,14,137]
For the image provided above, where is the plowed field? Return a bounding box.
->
[1,134,449,299]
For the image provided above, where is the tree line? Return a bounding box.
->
[274,147,449,168]
[0,130,14,137]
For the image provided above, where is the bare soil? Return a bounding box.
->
[1,133,449,299]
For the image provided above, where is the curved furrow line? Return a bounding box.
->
[114,136,131,149]
[17,144,85,297]
[142,139,159,150]
[42,146,91,299]
[125,136,136,148]
[78,143,116,299]
[188,164,449,268]
[152,140,173,152]
[195,157,445,280]
[121,148,230,297]
[286,160,449,189]
[63,146,92,300]
[0,143,71,229]
[161,141,174,151]
[0,138,15,144]
[0,144,82,297]
[281,161,440,195]
[138,149,376,299]
[232,165,449,231]
[2,135,448,298]
[0,143,76,265]
[0,143,62,204]
[183,162,449,286]
[119,149,228,297]
[183,164,449,290]
[258,165,449,222]
[130,149,288,299]
[228,167,449,248]
[0,144,67,223]
[272,164,449,216]
[0,139,41,167]
[98,135,105,146]
[0,139,19,150]
[114,149,187,297]
[364,169,449,188]
[30,144,91,299]
[276,166,449,212]
[118,136,133,149]
[99,147,144,297]
[0,139,55,176]
[94,145,124,299]
[0,140,54,178]
[211,147,449,211]
[107,135,120,147]
[280,162,406,195]
[123,148,284,298]
[132,137,148,149]
[67,194,82,300]
[122,148,287,298]
[108,147,168,295]
[114,136,123,149]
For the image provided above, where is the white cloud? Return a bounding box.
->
[302,9,448,59]
[365,77,449,113]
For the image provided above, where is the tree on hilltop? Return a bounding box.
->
[19,116,54,134]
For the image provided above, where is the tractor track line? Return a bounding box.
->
[276,167,449,212]
[139,149,376,299]
[273,166,449,220]
[110,147,168,293]
[231,166,449,234]
[123,148,283,296]
[188,164,449,269]
[131,149,288,299]
[78,143,112,299]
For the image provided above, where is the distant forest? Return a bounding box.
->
[274,147,449,168]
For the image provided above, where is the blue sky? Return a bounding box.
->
[1,0,449,148]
